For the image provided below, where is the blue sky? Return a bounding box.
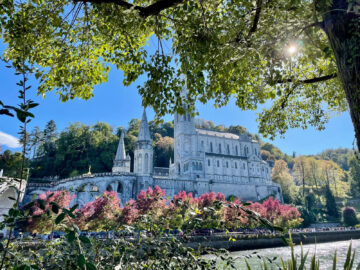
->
[0,60,355,156]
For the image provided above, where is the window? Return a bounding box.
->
[201,141,204,148]
[217,160,220,167]
[219,144,222,154]
[235,146,238,155]
[199,163,202,170]
[226,161,228,168]
[210,142,213,152]
[145,153,149,173]
[208,159,211,166]
[106,185,113,192]
[227,144,230,154]
[243,163,246,169]
[235,162,237,169]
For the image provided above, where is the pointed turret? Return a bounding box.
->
[134,109,153,175]
[115,131,126,160]
[112,130,131,173]
[137,110,151,142]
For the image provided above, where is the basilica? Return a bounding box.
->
[23,109,282,206]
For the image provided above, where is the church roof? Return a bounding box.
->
[196,129,253,141]
[137,109,151,141]
[115,130,126,160]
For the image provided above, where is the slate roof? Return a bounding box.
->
[196,129,252,141]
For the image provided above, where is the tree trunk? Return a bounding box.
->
[321,0,360,151]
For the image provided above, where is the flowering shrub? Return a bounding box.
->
[28,190,76,233]
[77,191,121,231]
[28,188,302,233]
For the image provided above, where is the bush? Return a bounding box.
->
[343,206,359,226]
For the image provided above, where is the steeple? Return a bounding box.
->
[112,130,130,173]
[137,109,151,142]
[115,131,126,160]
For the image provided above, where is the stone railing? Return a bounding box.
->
[153,167,170,177]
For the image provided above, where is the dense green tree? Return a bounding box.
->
[349,156,360,196]
[2,0,360,152]
[271,160,298,204]
[29,126,43,159]
[325,185,339,219]
[154,136,174,167]
[317,148,354,171]
[0,150,28,178]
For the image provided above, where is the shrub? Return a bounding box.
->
[343,206,359,226]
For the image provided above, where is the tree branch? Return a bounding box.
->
[276,73,337,84]
[246,0,263,40]
[73,0,184,17]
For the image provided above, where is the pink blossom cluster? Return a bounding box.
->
[28,187,302,232]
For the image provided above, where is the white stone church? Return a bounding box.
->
[23,108,282,206]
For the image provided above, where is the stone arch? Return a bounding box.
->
[106,184,113,192]
[117,182,123,193]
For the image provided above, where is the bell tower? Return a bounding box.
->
[134,109,153,175]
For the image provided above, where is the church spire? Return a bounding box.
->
[137,109,151,142]
[112,130,130,173]
[115,130,126,160]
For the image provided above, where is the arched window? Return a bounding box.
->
[235,146,238,155]
[226,161,228,168]
[178,163,181,173]
[192,162,196,170]
[235,162,237,169]
[106,184,113,192]
[208,159,211,166]
[227,144,230,154]
[210,142,213,152]
[219,144,222,154]
[117,183,123,193]
[145,153,149,173]
[201,141,204,149]
[217,160,220,167]
[138,154,142,173]
[199,163,202,170]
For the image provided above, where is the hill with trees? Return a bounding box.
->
[1,117,360,225]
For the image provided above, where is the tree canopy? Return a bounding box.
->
[1,0,359,149]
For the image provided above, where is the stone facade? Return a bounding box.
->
[23,108,282,207]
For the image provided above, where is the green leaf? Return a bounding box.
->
[70,204,78,213]
[85,262,97,270]
[55,213,65,224]
[79,235,91,244]
[66,230,76,243]
[77,254,86,268]
[38,199,46,210]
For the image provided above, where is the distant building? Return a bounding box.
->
[23,108,282,207]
